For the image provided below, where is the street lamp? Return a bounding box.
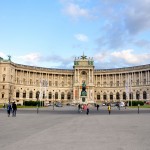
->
[53,94,54,110]
[138,94,140,114]
[37,91,40,114]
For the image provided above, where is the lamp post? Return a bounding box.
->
[137,94,140,114]
[37,92,40,114]
[53,94,54,110]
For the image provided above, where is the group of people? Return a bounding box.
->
[6,101,17,117]
[78,104,89,115]
[78,103,111,115]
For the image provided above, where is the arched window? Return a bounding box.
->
[49,81,52,86]
[61,92,64,100]
[110,81,113,87]
[143,91,147,99]
[16,90,20,98]
[36,91,40,99]
[136,79,139,86]
[116,81,119,87]
[23,78,26,85]
[129,92,133,99]
[23,90,26,98]
[136,91,140,100]
[123,92,126,100]
[110,92,113,100]
[49,92,52,99]
[29,91,33,99]
[97,93,100,100]
[55,92,58,99]
[97,82,100,87]
[116,92,120,100]
[103,92,107,100]
[67,92,71,100]
[30,79,33,85]
[103,82,106,87]
[42,91,45,99]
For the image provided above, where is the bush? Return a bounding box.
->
[23,100,44,106]
[129,101,144,106]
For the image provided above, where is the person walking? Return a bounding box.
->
[7,102,12,117]
[78,104,81,113]
[108,104,111,115]
[12,101,17,117]
[86,104,89,115]
[96,104,99,111]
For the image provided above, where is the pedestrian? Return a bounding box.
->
[108,104,111,115]
[96,104,99,111]
[12,101,17,117]
[78,104,81,112]
[86,104,89,115]
[7,102,12,117]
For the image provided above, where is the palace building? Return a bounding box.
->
[0,54,150,105]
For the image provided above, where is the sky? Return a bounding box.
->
[0,0,150,69]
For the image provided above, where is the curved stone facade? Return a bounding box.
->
[0,55,150,105]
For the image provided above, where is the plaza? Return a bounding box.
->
[0,106,150,150]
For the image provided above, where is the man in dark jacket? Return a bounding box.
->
[12,102,17,117]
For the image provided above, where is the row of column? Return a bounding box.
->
[15,70,73,86]
[96,92,149,101]
[74,69,94,83]
[95,70,150,87]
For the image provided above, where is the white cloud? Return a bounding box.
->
[111,49,139,64]
[94,49,150,69]
[0,52,6,58]
[74,33,88,42]
[16,53,41,66]
[64,3,89,18]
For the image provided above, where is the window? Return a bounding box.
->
[143,91,147,99]
[36,91,40,99]
[61,92,64,100]
[67,92,71,100]
[29,91,33,98]
[16,91,20,98]
[49,92,52,99]
[3,86,5,89]
[49,81,52,86]
[2,94,4,98]
[55,92,58,99]
[110,81,113,87]
[123,92,126,100]
[97,93,100,100]
[23,91,26,98]
[116,92,120,100]
[110,93,113,100]
[143,79,146,85]
[136,91,140,100]
[103,93,107,100]
[116,81,119,87]
[136,79,139,86]
[55,81,58,86]
[129,92,133,99]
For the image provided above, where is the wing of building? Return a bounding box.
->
[0,54,150,105]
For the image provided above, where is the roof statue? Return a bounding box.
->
[81,52,87,60]
[8,55,11,61]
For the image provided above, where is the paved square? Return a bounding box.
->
[0,106,150,150]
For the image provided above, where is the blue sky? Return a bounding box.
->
[0,0,150,69]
